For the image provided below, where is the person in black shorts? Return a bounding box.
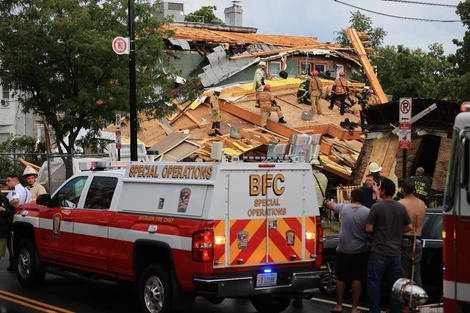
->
[324,188,370,313]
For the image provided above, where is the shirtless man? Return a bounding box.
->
[399,178,426,287]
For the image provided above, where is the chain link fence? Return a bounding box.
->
[0,152,108,194]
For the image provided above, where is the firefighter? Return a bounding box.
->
[258,84,286,133]
[22,166,46,201]
[253,61,272,107]
[308,70,323,116]
[209,88,222,136]
[329,71,349,115]
[367,89,380,107]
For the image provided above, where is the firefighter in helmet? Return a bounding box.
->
[258,84,286,133]
[23,166,46,201]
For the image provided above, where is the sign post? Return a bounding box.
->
[398,97,412,178]
[115,113,122,161]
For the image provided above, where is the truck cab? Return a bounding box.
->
[442,103,470,311]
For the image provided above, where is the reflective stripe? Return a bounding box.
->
[443,279,470,302]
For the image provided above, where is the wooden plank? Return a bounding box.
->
[346,28,388,104]
[360,136,399,183]
[219,100,303,138]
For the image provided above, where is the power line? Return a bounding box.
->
[334,0,461,22]
[381,0,458,8]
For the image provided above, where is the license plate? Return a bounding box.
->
[256,273,277,287]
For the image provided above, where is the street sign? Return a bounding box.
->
[398,130,411,150]
[115,113,122,150]
[399,97,412,123]
[112,37,129,55]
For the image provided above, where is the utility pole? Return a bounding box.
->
[129,0,137,161]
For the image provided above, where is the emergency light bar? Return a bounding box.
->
[89,161,129,170]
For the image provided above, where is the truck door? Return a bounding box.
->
[227,168,305,267]
[73,175,118,270]
[37,176,86,263]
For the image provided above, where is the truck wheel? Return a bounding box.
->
[250,295,290,313]
[16,239,46,287]
[319,254,337,296]
[139,264,172,313]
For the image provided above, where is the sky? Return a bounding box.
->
[173,0,466,55]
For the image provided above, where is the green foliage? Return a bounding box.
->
[0,135,46,178]
[0,0,201,177]
[185,6,221,23]
[334,11,387,50]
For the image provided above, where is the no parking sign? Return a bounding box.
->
[398,98,412,149]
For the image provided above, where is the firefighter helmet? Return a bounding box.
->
[264,84,271,91]
[368,162,382,173]
[23,166,38,177]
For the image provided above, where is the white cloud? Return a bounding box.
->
[172,0,465,54]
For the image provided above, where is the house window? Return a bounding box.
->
[315,64,327,75]
[301,63,312,75]
[268,61,281,77]
[2,85,10,99]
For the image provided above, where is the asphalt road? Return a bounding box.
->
[0,253,370,313]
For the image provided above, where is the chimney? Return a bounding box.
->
[224,1,242,27]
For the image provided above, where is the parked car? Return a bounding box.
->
[320,208,443,302]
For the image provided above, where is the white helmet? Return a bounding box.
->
[23,166,38,177]
[368,162,382,173]
[214,87,222,93]
[258,61,266,67]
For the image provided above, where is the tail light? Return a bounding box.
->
[192,229,214,262]
[315,216,323,268]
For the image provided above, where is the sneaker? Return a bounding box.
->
[209,132,216,137]
[215,130,222,136]
[278,117,287,124]
[328,105,333,110]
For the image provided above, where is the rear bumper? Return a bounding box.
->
[193,268,325,297]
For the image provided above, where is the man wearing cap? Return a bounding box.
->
[308,71,323,117]
[5,173,32,271]
[253,61,272,107]
[23,166,46,201]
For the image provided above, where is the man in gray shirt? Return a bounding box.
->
[366,177,412,313]
[324,188,370,313]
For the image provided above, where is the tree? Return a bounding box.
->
[0,0,199,177]
[334,11,387,50]
[185,6,221,24]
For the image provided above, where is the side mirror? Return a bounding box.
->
[36,194,51,206]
